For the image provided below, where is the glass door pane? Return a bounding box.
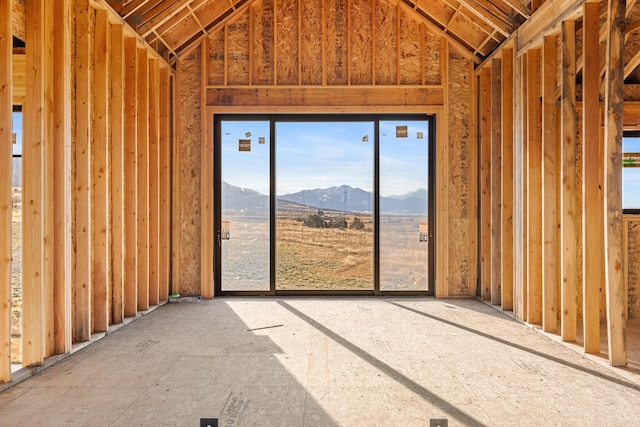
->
[379,120,430,291]
[220,120,271,292]
[276,121,374,291]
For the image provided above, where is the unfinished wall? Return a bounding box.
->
[175,0,477,297]
[175,48,202,296]
[627,220,640,319]
[447,49,475,296]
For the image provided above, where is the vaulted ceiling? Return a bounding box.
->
[107,0,533,65]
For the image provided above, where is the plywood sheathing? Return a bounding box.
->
[208,28,225,85]
[326,0,349,85]
[275,0,298,85]
[399,8,421,86]
[11,0,25,41]
[227,12,250,85]
[424,33,442,86]
[253,0,275,85]
[205,0,448,89]
[374,0,396,85]
[447,50,474,296]
[176,49,202,296]
[349,0,373,85]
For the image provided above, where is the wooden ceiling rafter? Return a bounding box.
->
[497,0,531,18]
[456,0,510,37]
[120,0,154,19]
[172,0,253,59]
[187,3,209,36]
[400,0,481,63]
[138,1,194,38]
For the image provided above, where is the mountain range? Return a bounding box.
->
[222,181,427,214]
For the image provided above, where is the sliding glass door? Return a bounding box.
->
[215,115,434,295]
[275,121,374,291]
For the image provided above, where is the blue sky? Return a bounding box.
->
[12,112,22,155]
[220,119,429,196]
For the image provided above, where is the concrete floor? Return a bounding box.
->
[1,298,640,426]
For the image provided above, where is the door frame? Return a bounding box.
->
[213,113,436,296]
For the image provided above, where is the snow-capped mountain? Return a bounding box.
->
[222,182,427,214]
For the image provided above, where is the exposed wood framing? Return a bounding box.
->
[542,35,558,333]
[516,0,585,53]
[435,41,449,298]
[123,38,138,317]
[53,0,72,354]
[74,0,93,344]
[513,49,527,320]
[491,58,502,305]
[159,67,171,301]
[501,47,514,311]
[92,8,110,333]
[201,39,214,299]
[526,48,542,326]
[206,86,445,108]
[136,48,149,311]
[480,67,492,300]
[43,0,54,357]
[23,0,47,364]
[603,0,627,367]
[561,20,577,342]
[582,1,604,354]
[110,22,125,324]
[148,58,160,306]
[0,0,12,383]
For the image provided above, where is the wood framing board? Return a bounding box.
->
[491,58,502,305]
[501,47,514,311]
[23,0,46,363]
[148,58,160,306]
[582,1,603,353]
[626,218,640,319]
[561,20,577,342]
[123,37,138,318]
[11,53,25,105]
[53,0,72,354]
[542,35,558,333]
[206,86,444,107]
[526,48,542,325]
[480,66,491,300]
[603,0,628,367]
[136,48,149,311]
[448,49,475,296]
[513,48,526,320]
[109,22,125,324]
[42,0,54,357]
[159,66,171,302]
[251,0,275,85]
[374,0,396,85]
[349,0,372,85]
[74,0,93,344]
[0,0,12,383]
[92,8,110,333]
[226,10,250,85]
[201,41,213,299]
[176,48,202,296]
